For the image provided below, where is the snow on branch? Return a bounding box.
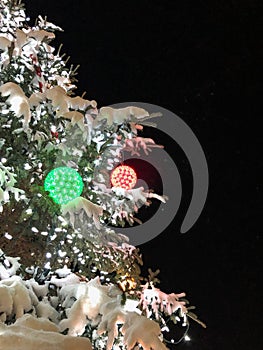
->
[0,249,21,279]
[36,15,63,32]
[97,298,169,350]
[0,248,198,349]
[0,163,25,211]
[121,312,168,350]
[124,136,163,156]
[140,282,187,320]
[0,314,93,350]
[97,106,150,126]
[61,196,103,230]
[112,186,167,207]
[0,82,31,127]
[45,85,96,116]
[97,298,127,350]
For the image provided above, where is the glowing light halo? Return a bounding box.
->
[44,166,84,204]
[111,165,137,190]
[109,101,209,246]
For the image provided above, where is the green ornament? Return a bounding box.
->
[44,167,84,204]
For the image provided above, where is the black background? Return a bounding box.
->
[24,1,262,349]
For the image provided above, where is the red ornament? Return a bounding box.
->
[51,131,59,139]
[35,66,42,77]
[38,81,43,92]
[111,165,137,190]
[30,54,43,92]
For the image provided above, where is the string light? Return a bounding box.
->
[117,274,137,292]
[111,165,137,190]
[44,167,84,204]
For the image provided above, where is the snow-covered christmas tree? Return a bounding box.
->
[0,1,205,349]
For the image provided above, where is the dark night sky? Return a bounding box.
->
[24,1,262,349]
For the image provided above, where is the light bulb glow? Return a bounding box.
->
[44,167,84,204]
[111,165,137,190]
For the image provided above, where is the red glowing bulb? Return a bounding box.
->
[111,165,137,190]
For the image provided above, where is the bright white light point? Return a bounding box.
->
[185,335,191,341]
[41,231,48,236]
[24,163,31,170]
[1,158,7,163]
[58,216,67,226]
[26,208,33,215]
[58,250,66,257]
[4,232,12,240]
[31,227,38,232]
[44,262,51,269]
[1,109,9,115]
[46,252,52,258]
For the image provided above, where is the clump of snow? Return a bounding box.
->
[122,312,168,350]
[140,282,187,319]
[59,276,113,335]
[0,248,195,349]
[0,82,31,127]
[0,314,92,350]
[0,250,177,349]
[97,297,127,350]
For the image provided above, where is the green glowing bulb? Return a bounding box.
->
[44,167,84,204]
